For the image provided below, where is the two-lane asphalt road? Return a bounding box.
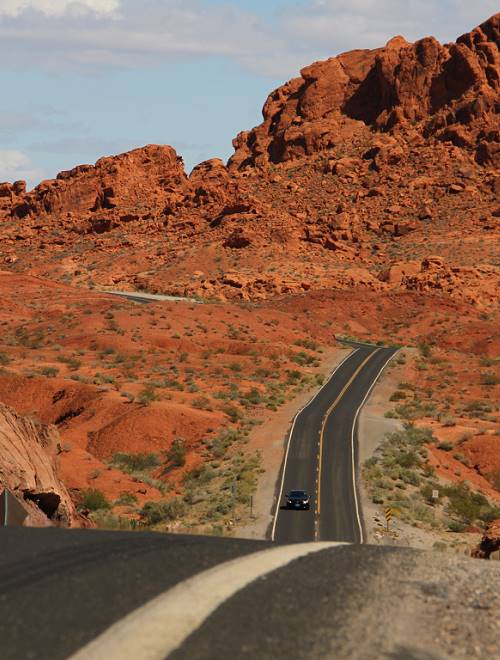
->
[2,528,496,660]
[273,343,398,545]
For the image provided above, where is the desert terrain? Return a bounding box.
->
[0,13,498,550]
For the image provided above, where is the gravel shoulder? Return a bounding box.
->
[358,349,483,553]
[236,346,352,540]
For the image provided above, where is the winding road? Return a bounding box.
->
[273,342,398,544]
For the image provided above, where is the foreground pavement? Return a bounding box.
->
[1,528,498,660]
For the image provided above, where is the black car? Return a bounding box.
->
[285,490,310,510]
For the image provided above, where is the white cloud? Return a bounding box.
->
[283,1,499,53]
[0,0,119,16]
[0,1,496,77]
[0,149,45,186]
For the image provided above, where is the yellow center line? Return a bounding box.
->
[315,348,381,539]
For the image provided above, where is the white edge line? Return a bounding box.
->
[270,348,359,541]
[69,541,346,660]
[350,349,400,544]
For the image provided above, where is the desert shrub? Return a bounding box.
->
[183,464,215,486]
[221,404,242,423]
[443,482,500,525]
[192,396,211,410]
[390,390,407,402]
[453,453,470,467]
[294,338,319,351]
[81,488,111,511]
[291,351,317,366]
[480,372,499,387]
[240,388,262,407]
[447,519,467,533]
[394,400,436,420]
[166,438,187,468]
[490,471,500,491]
[437,441,453,451]
[398,382,416,391]
[90,510,134,530]
[111,452,160,473]
[286,370,302,384]
[115,492,138,506]
[140,498,186,525]
[0,352,11,365]
[463,400,492,416]
[418,342,432,358]
[137,387,157,406]
[40,366,59,378]
[210,428,240,458]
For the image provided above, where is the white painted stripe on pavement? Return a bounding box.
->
[69,541,344,660]
[270,349,358,541]
[350,349,399,543]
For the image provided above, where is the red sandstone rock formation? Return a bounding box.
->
[1,144,189,226]
[0,402,78,526]
[472,519,500,559]
[229,13,500,170]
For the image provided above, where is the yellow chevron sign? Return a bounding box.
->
[384,507,399,530]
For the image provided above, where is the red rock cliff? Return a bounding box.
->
[229,13,500,169]
[0,402,78,526]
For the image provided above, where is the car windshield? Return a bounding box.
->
[289,491,307,497]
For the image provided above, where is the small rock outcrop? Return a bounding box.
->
[0,402,78,526]
[472,519,500,559]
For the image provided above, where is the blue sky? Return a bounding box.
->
[0,0,497,188]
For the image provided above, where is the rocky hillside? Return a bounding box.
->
[0,13,497,533]
[0,402,78,526]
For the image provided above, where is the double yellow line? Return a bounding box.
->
[315,349,380,537]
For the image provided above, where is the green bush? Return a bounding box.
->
[137,387,157,406]
[167,438,187,468]
[141,498,186,525]
[111,452,160,473]
[294,339,319,351]
[90,510,134,529]
[0,352,11,366]
[418,342,432,358]
[115,492,138,506]
[192,396,211,410]
[210,429,239,458]
[443,482,500,525]
[40,366,59,378]
[390,390,407,402]
[480,372,499,387]
[437,441,453,451]
[291,351,317,366]
[221,404,242,423]
[81,488,111,511]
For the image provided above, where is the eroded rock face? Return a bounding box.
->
[472,519,500,559]
[229,13,500,170]
[0,402,78,526]
[2,144,189,226]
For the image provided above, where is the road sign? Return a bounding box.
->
[384,507,399,531]
[0,489,29,527]
[432,489,439,500]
